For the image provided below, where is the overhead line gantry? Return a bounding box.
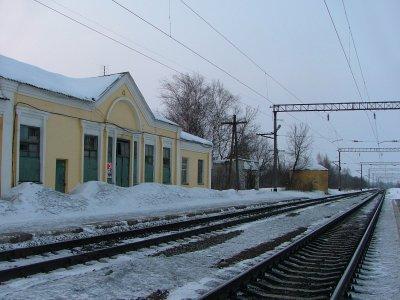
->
[270,101,400,191]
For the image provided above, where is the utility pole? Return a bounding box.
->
[338,149,342,191]
[258,121,281,191]
[273,111,278,192]
[222,115,247,190]
[360,163,363,191]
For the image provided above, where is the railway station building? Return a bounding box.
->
[0,55,212,196]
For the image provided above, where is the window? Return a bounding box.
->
[84,135,98,182]
[181,157,188,185]
[198,159,204,185]
[145,144,155,182]
[133,141,138,184]
[163,147,171,184]
[107,136,113,183]
[19,125,40,183]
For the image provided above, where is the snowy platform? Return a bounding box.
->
[349,188,400,299]
[0,182,335,236]
[0,188,368,299]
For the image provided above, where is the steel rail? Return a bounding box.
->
[330,191,385,299]
[0,191,369,283]
[0,191,365,261]
[199,190,383,299]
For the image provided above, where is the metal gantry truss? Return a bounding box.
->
[270,101,400,191]
[272,101,400,112]
[360,161,400,165]
[338,148,400,190]
[338,147,400,153]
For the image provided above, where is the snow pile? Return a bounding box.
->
[0,54,122,101]
[0,182,329,231]
[0,183,88,217]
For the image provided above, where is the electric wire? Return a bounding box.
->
[180,0,343,143]
[323,0,379,146]
[341,0,380,147]
[48,0,192,74]
[31,0,337,145]
[31,0,274,121]
[110,0,339,144]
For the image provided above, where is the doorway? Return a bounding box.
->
[116,139,130,187]
[55,159,67,193]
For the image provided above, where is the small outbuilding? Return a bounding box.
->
[291,163,328,192]
[212,158,259,190]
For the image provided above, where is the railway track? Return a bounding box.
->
[0,190,372,284]
[200,190,384,300]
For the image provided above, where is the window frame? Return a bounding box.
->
[162,147,171,184]
[144,143,155,182]
[19,125,41,183]
[197,159,204,185]
[181,157,189,185]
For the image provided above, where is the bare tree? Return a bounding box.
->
[160,73,211,137]
[286,123,313,185]
[253,136,272,170]
[206,80,238,159]
[161,73,259,161]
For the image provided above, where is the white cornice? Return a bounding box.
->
[180,140,212,153]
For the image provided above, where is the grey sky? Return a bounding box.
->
[1,0,399,180]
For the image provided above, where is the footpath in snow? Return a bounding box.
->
[0,182,337,233]
[351,188,400,299]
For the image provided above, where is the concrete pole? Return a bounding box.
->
[234,115,240,191]
[338,150,342,191]
[273,111,278,192]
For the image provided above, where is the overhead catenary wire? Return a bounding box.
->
[48,0,193,74]
[341,0,380,145]
[31,0,337,145]
[179,0,344,144]
[110,0,274,105]
[30,0,274,121]
[323,0,379,145]
[110,0,339,145]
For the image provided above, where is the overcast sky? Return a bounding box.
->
[1,0,399,181]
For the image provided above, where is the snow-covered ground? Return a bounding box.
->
[0,192,370,299]
[351,188,400,299]
[0,182,335,233]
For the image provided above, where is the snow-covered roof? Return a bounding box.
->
[180,131,213,147]
[296,162,328,171]
[0,54,123,101]
[153,112,178,126]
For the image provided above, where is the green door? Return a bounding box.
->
[116,139,130,187]
[55,159,66,193]
[145,144,154,182]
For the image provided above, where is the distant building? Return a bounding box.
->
[0,55,212,196]
[212,158,259,190]
[291,163,328,192]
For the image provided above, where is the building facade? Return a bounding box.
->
[291,164,329,192]
[212,158,260,190]
[0,55,212,196]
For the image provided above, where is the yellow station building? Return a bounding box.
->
[0,55,212,196]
